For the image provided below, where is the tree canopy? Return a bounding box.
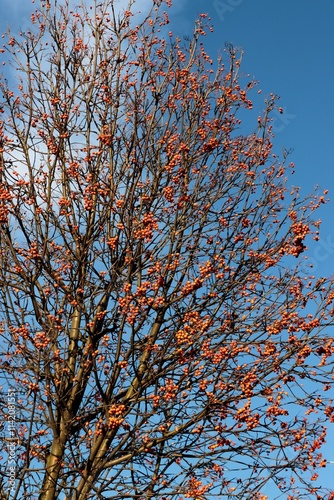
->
[0,1,334,499]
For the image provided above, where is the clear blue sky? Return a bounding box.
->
[1,0,334,497]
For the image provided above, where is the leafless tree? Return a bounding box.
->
[0,1,333,499]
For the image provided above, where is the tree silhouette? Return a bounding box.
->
[0,1,333,499]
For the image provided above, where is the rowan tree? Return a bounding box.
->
[0,1,334,499]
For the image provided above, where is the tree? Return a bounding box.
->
[0,1,333,499]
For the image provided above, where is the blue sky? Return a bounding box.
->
[174,0,334,277]
[1,0,334,497]
[174,1,334,495]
